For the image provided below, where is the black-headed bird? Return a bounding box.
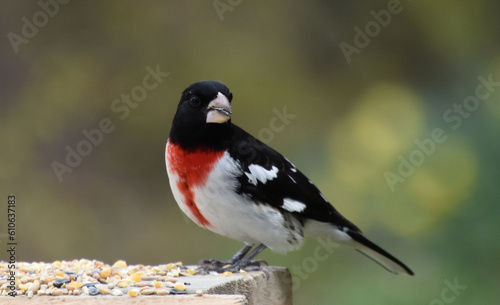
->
[165,81,413,276]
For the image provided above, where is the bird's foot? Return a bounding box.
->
[197,258,269,274]
[197,258,230,269]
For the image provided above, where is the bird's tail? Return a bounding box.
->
[347,230,414,276]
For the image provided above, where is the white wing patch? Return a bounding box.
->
[284,157,297,173]
[245,164,279,185]
[282,198,307,213]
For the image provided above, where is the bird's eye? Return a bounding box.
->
[189,96,201,107]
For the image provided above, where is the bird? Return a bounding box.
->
[165,80,414,276]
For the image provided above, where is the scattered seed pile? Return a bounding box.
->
[0,259,213,297]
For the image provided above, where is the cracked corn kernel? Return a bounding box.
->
[173,282,185,291]
[52,261,62,268]
[221,271,233,277]
[128,289,140,297]
[153,280,163,288]
[187,269,196,275]
[129,273,141,282]
[112,260,127,268]
[99,288,111,295]
[67,281,83,289]
[100,268,112,279]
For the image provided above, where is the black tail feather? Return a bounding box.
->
[348,230,414,276]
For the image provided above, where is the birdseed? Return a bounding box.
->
[173,282,185,291]
[128,289,140,297]
[0,259,215,297]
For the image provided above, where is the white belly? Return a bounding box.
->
[167,151,304,254]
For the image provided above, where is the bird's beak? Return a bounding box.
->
[206,92,232,123]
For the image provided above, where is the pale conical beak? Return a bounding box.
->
[206,92,231,123]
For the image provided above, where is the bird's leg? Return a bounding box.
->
[230,243,268,271]
[228,244,253,264]
[198,244,253,268]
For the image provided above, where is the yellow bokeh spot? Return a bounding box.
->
[381,138,477,235]
[323,83,477,236]
[323,83,422,226]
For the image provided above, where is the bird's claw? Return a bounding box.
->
[197,258,269,274]
[197,258,229,268]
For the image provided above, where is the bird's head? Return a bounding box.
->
[175,80,232,125]
[169,81,233,148]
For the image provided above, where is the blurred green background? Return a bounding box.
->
[1,1,499,304]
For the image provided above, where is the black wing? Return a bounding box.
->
[227,124,361,233]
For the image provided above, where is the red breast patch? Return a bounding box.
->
[166,142,225,228]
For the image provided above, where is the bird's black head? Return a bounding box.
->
[169,81,234,150]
